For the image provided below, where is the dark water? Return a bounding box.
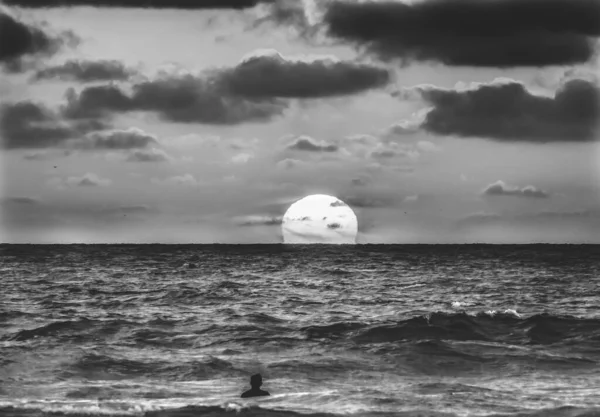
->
[1,244,599,417]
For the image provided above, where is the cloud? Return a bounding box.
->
[285,215,312,221]
[151,174,201,187]
[384,121,420,136]
[0,101,158,150]
[126,148,171,162]
[0,11,67,70]
[416,141,441,152]
[323,0,600,67]
[60,50,390,125]
[482,180,549,198]
[23,149,72,160]
[61,85,133,120]
[221,49,390,98]
[231,152,253,164]
[79,128,158,150]
[103,205,154,215]
[62,75,286,124]
[0,101,107,149]
[131,74,286,124]
[351,177,368,186]
[3,0,267,8]
[0,101,73,148]
[276,158,302,169]
[33,59,137,82]
[287,136,338,152]
[253,0,324,37]
[342,195,395,208]
[63,172,111,187]
[235,215,283,226]
[459,209,600,229]
[0,196,40,205]
[368,143,419,160]
[416,78,600,142]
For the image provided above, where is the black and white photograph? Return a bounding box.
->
[1,0,599,415]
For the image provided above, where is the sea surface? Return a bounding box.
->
[1,244,599,417]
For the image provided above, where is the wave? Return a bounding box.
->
[64,353,244,381]
[4,318,94,342]
[1,318,138,342]
[3,311,600,348]
[348,312,600,346]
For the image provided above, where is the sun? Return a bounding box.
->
[282,194,358,244]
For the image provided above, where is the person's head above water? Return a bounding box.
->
[241,373,270,398]
[250,373,262,388]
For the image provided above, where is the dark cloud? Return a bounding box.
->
[0,12,57,69]
[324,0,600,67]
[236,215,283,226]
[33,59,136,82]
[131,75,285,124]
[287,136,338,152]
[80,128,157,150]
[342,195,395,208]
[62,85,133,119]
[3,0,266,8]
[1,101,75,148]
[482,181,549,199]
[62,75,286,124]
[0,102,152,151]
[59,50,389,125]
[126,148,171,162]
[0,100,114,149]
[327,222,342,229]
[0,12,76,71]
[221,50,390,98]
[417,78,600,142]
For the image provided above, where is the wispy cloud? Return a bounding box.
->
[286,136,338,152]
[52,172,112,188]
[235,215,284,226]
[126,148,171,162]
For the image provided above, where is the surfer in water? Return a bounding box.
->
[241,373,270,398]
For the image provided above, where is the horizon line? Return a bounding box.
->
[1,242,598,246]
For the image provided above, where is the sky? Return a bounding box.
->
[0,0,599,244]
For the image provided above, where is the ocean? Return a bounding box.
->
[1,244,599,417]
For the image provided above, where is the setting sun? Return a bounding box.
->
[282,194,358,244]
